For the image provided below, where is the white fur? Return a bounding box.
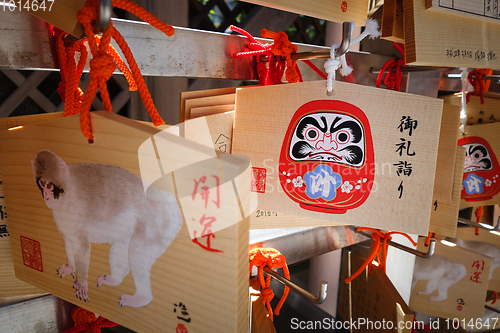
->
[34,151,183,307]
[411,254,466,302]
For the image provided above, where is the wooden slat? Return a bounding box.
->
[0,70,57,113]
[0,71,50,118]
[403,0,500,67]
[239,0,369,25]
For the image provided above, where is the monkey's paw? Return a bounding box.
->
[428,295,446,302]
[118,293,153,308]
[417,290,430,295]
[73,280,89,302]
[97,274,116,287]
[57,264,75,279]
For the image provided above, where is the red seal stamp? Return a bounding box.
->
[457,305,463,311]
[251,167,267,193]
[341,1,348,12]
[20,236,43,272]
[176,323,188,333]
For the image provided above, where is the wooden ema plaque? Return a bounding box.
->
[238,0,370,25]
[0,112,250,333]
[426,0,500,26]
[338,249,414,333]
[232,80,459,236]
[403,0,500,68]
[455,226,500,292]
[410,237,491,322]
[458,122,500,208]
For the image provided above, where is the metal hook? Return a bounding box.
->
[263,267,328,304]
[356,230,436,258]
[458,217,500,231]
[95,0,112,33]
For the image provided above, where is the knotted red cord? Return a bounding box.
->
[376,42,405,91]
[56,0,174,142]
[249,247,290,321]
[230,26,326,85]
[475,206,484,235]
[489,291,498,305]
[467,69,493,104]
[63,306,118,333]
[345,227,417,284]
[260,29,299,84]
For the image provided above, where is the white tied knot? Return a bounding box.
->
[325,19,381,93]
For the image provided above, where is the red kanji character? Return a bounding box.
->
[192,175,220,209]
[472,260,485,271]
[196,214,216,237]
[470,271,482,283]
[192,233,223,253]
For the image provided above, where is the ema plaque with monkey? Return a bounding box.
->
[0,112,250,333]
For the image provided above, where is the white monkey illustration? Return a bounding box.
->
[32,150,182,307]
[411,255,466,302]
[453,237,500,280]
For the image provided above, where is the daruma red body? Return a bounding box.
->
[458,136,500,202]
[279,100,374,214]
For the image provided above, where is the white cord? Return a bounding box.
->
[325,19,381,93]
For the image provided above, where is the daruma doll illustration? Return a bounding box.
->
[279,100,374,214]
[458,136,500,202]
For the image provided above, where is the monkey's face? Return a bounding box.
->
[32,150,66,209]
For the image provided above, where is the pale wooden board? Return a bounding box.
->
[456,226,500,292]
[191,104,235,119]
[0,112,249,333]
[184,94,236,122]
[460,122,500,208]
[239,0,369,25]
[403,0,500,67]
[381,0,405,43]
[23,0,87,37]
[428,148,465,238]
[434,103,461,202]
[441,93,500,126]
[180,87,237,123]
[409,237,491,322]
[339,249,413,333]
[0,114,62,299]
[426,0,500,25]
[233,80,446,235]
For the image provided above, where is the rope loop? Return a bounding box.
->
[345,227,416,284]
[249,247,290,321]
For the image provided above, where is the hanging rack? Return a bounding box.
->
[263,267,328,304]
[356,230,436,258]
[259,21,352,62]
[458,217,500,231]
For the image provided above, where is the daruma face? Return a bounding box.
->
[279,100,374,214]
[458,136,500,202]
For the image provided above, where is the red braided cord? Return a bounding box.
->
[249,248,290,321]
[112,0,174,36]
[110,26,164,126]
